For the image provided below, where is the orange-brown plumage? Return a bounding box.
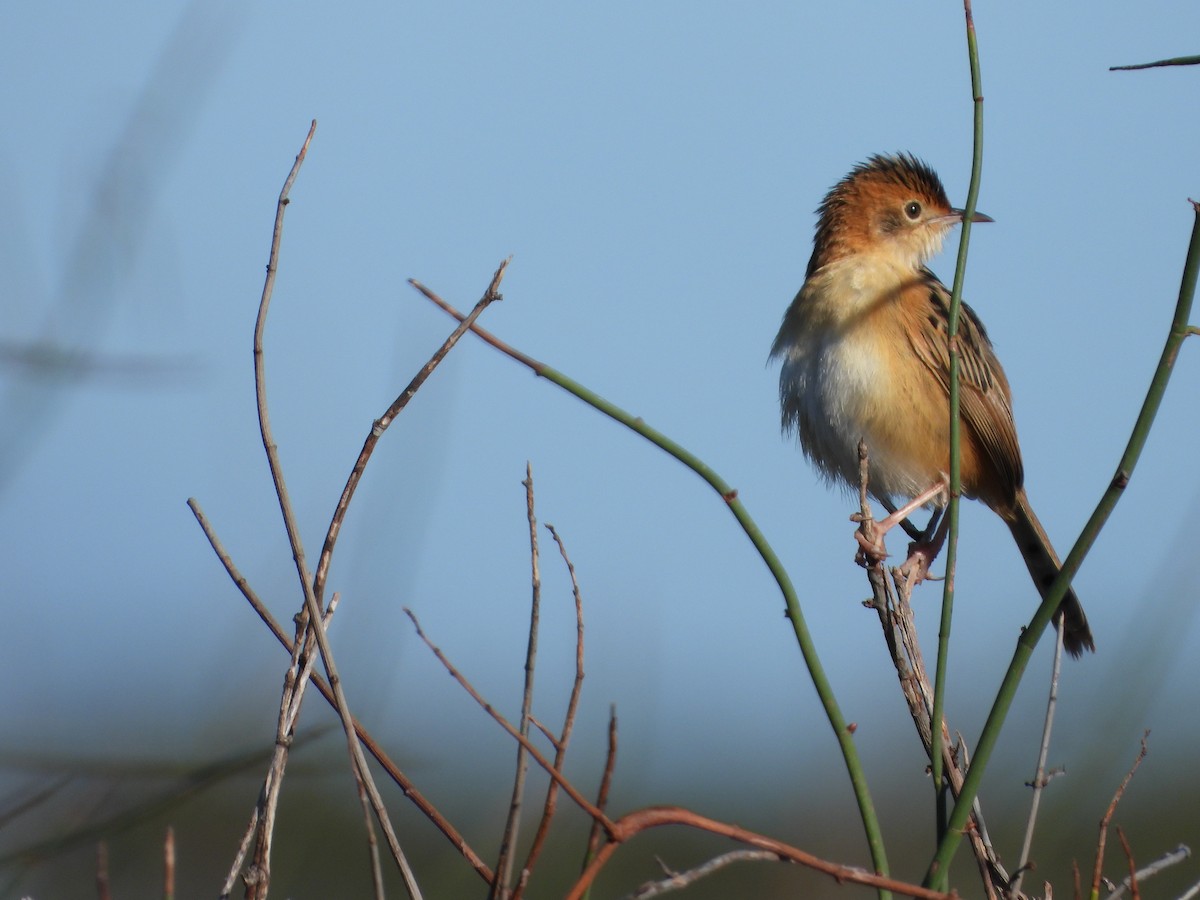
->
[771,154,1094,656]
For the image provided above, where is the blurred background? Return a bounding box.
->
[2,2,1198,896]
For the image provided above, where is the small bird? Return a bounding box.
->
[770,153,1094,656]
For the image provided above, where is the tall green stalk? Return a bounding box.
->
[925,203,1200,890]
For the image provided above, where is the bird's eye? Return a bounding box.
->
[904,201,922,220]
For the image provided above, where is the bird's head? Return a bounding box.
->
[807,154,991,276]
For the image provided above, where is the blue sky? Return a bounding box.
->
[3,1,1199,892]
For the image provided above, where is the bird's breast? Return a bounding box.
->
[776,261,948,499]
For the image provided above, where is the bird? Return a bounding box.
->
[769,153,1094,656]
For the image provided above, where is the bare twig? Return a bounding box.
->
[164,826,175,900]
[1012,618,1066,896]
[405,608,613,830]
[313,258,509,605]
[566,807,959,900]
[1090,734,1151,897]
[188,499,492,885]
[857,445,1005,898]
[1107,843,1191,898]
[583,705,619,873]
[513,522,589,898]
[622,850,782,899]
[1116,827,1140,900]
[252,119,319,610]
[493,465,543,900]
[225,589,340,899]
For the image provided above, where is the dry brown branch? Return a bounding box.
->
[243,118,395,900]
[235,129,518,900]
[164,826,175,900]
[527,716,561,749]
[313,257,510,605]
[1090,734,1150,897]
[223,584,341,899]
[409,277,540,370]
[512,522,589,898]
[622,850,782,899]
[493,465,544,900]
[1116,827,1139,900]
[583,706,619,874]
[566,806,960,900]
[855,444,1006,897]
[405,608,614,830]
[188,499,493,884]
[1108,844,1192,898]
[252,118,319,607]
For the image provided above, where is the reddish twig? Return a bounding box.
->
[584,706,619,873]
[1116,826,1139,900]
[405,608,614,830]
[566,807,959,900]
[164,826,175,900]
[1109,844,1192,898]
[1090,733,1150,897]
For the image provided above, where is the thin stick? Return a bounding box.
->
[1107,844,1192,898]
[858,445,1004,897]
[405,608,613,829]
[1090,734,1150,897]
[313,258,509,605]
[164,826,175,900]
[231,588,340,899]
[493,465,542,899]
[1011,617,1066,896]
[253,119,319,613]
[583,706,619,873]
[513,522,588,897]
[188,499,492,884]
[1116,827,1140,900]
[622,850,782,899]
[566,807,958,900]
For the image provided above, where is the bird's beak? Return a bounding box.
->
[947,207,994,224]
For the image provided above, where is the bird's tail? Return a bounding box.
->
[1007,493,1095,657]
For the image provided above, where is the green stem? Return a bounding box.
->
[925,203,1200,889]
[931,0,985,840]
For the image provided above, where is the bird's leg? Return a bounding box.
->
[900,507,950,589]
[855,478,949,562]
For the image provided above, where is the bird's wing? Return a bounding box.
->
[905,272,1024,500]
